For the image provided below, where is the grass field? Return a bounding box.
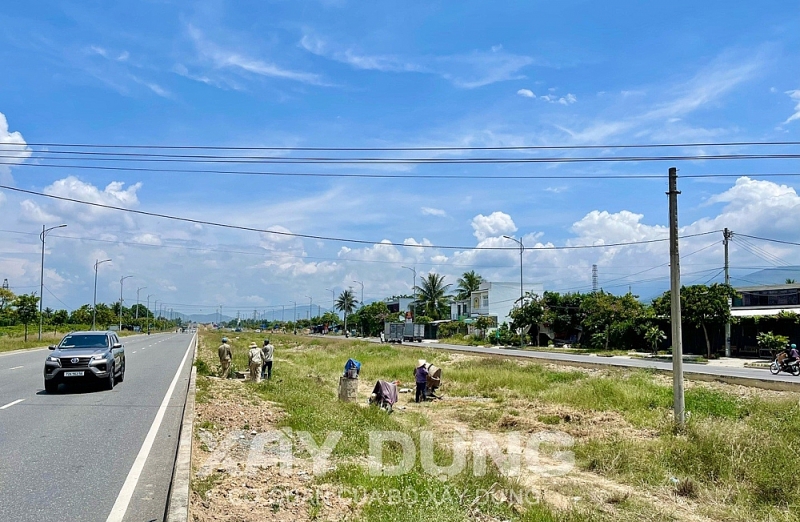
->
[192,331,800,522]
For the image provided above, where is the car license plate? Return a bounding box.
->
[64,371,84,377]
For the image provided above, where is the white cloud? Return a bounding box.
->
[0,111,31,183]
[421,206,447,217]
[19,199,60,223]
[117,51,129,62]
[131,76,171,98]
[189,25,328,86]
[46,177,142,207]
[784,90,800,124]
[299,33,535,88]
[558,93,577,105]
[132,233,162,246]
[471,211,517,241]
[0,191,5,207]
[89,45,108,58]
[517,89,535,98]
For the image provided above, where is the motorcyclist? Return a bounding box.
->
[788,343,799,365]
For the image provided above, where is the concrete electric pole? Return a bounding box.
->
[668,167,685,426]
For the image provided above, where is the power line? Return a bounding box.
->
[0,183,721,251]
[6,161,800,180]
[736,233,800,247]
[4,153,800,165]
[4,139,800,151]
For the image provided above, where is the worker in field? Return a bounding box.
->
[218,337,232,378]
[248,342,263,382]
[261,339,275,380]
[414,359,428,403]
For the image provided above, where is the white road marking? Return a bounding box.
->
[9,366,23,370]
[105,334,196,522]
[132,351,137,354]
[0,399,25,410]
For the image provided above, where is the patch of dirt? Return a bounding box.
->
[191,378,356,522]
[419,396,716,522]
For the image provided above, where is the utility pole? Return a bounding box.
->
[136,287,147,320]
[119,275,132,332]
[724,228,733,357]
[39,223,67,340]
[305,296,312,320]
[326,288,335,316]
[282,305,285,323]
[402,266,417,317]
[592,264,598,293]
[92,258,112,330]
[668,167,685,426]
[146,294,154,334]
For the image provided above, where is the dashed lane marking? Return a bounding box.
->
[0,399,25,410]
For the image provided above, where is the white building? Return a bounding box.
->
[451,281,544,327]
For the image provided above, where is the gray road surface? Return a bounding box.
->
[0,332,194,522]
[420,342,799,387]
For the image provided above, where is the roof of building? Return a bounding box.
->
[735,283,800,292]
[730,306,800,317]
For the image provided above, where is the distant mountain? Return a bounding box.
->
[734,266,800,286]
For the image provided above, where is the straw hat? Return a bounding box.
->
[249,342,258,348]
[418,359,426,367]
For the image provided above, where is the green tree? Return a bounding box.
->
[14,293,40,341]
[69,304,92,325]
[335,290,358,333]
[786,279,796,284]
[581,291,645,350]
[644,325,666,354]
[52,309,69,335]
[319,311,340,327]
[652,283,737,358]
[509,292,545,346]
[474,315,494,339]
[541,291,586,341]
[0,287,14,310]
[414,272,452,320]
[353,301,391,336]
[455,270,483,301]
[757,331,789,355]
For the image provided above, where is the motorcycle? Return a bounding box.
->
[769,354,800,376]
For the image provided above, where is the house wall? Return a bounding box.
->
[470,282,544,326]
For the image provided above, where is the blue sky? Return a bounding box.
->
[1,0,800,318]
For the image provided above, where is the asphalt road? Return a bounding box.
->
[422,342,800,386]
[0,332,195,522]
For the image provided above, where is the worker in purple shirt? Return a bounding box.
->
[414,359,428,403]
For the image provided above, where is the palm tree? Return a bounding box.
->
[335,289,358,334]
[414,273,452,320]
[456,270,483,301]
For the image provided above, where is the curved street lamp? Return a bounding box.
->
[39,224,67,340]
[92,258,112,330]
[119,275,133,331]
[503,235,525,348]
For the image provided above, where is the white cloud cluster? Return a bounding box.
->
[0,111,31,183]
[540,93,577,105]
[471,211,517,241]
[517,89,535,98]
[421,206,447,217]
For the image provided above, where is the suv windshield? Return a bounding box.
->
[59,335,109,349]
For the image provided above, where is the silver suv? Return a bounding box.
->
[44,331,126,393]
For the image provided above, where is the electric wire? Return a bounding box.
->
[0,183,722,251]
[4,139,800,151]
[6,161,800,180]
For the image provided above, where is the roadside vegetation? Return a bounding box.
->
[192,330,800,521]
[0,286,183,352]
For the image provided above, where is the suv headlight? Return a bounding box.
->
[46,356,61,365]
[91,354,106,361]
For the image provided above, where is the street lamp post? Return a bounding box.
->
[39,224,67,340]
[119,275,133,331]
[352,281,364,336]
[136,286,147,320]
[147,294,154,334]
[305,296,313,321]
[92,258,112,330]
[325,288,335,315]
[401,266,416,318]
[503,235,525,347]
